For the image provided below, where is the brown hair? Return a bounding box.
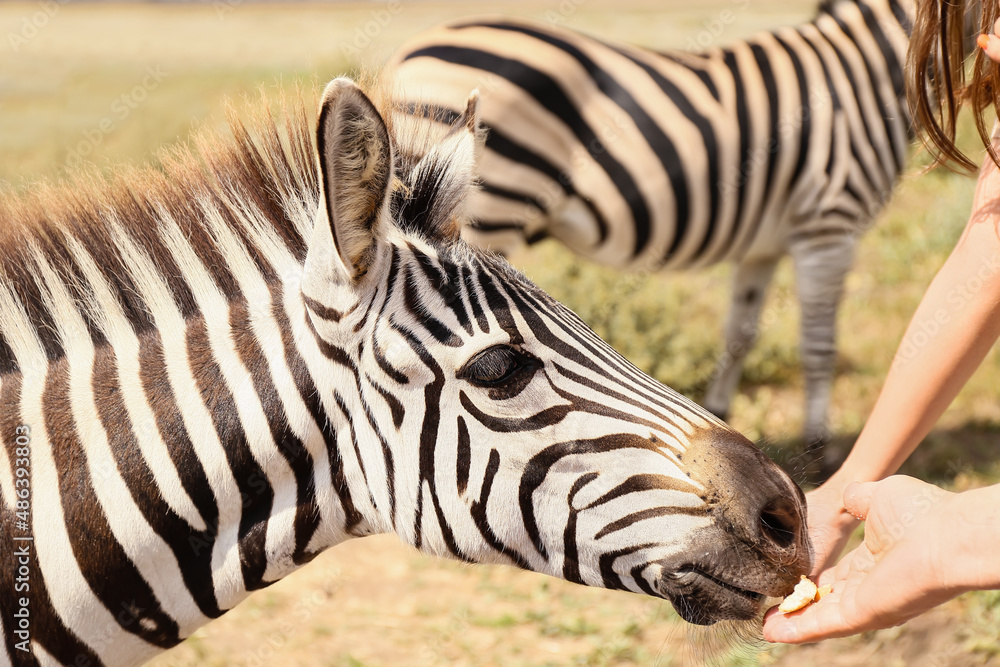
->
[908,0,1000,170]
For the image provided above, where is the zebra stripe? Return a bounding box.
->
[387,0,914,448]
[0,78,809,665]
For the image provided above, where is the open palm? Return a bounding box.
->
[763,476,969,643]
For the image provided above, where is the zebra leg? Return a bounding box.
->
[789,235,856,454]
[703,258,779,421]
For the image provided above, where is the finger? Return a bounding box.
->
[978,34,1000,64]
[817,555,850,587]
[816,567,837,587]
[808,525,842,578]
[843,481,875,521]
[818,557,852,587]
[826,542,873,589]
[762,592,852,644]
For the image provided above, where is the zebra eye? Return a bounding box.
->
[459,345,535,388]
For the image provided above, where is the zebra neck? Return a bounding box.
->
[178,277,376,594]
[87,272,374,641]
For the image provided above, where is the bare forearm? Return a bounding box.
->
[838,254,1000,481]
[835,165,1000,484]
[807,154,1000,575]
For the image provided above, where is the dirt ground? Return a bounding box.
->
[147,536,1000,667]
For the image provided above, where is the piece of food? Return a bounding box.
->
[814,584,833,601]
[778,575,819,613]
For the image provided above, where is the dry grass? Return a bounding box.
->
[2,1,999,665]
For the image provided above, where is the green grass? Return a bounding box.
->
[3,2,999,666]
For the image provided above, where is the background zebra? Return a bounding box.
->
[0,78,809,666]
[386,0,915,457]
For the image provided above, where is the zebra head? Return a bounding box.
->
[301,78,810,625]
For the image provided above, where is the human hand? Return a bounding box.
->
[978,18,1000,63]
[763,476,971,643]
[804,478,859,576]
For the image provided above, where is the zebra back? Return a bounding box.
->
[386,0,914,270]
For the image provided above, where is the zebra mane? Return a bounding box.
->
[0,81,462,375]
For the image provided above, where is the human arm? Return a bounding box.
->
[764,476,1000,643]
[807,147,1000,574]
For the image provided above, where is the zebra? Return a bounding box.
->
[385,0,915,454]
[0,77,810,666]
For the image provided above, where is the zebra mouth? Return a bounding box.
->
[676,566,765,602]
[660,566,767,625]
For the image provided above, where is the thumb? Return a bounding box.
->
[843,481,876,521]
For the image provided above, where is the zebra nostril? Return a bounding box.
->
[758,496,800,550]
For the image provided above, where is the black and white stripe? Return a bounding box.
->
[387,0,914,448]
[0,78,808,666]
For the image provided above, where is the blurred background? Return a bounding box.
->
[2,0,998,664]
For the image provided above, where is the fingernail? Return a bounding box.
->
[978,34,991,51]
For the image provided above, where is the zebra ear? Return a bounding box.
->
[398,90,483,241]
[305,77,393,289]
